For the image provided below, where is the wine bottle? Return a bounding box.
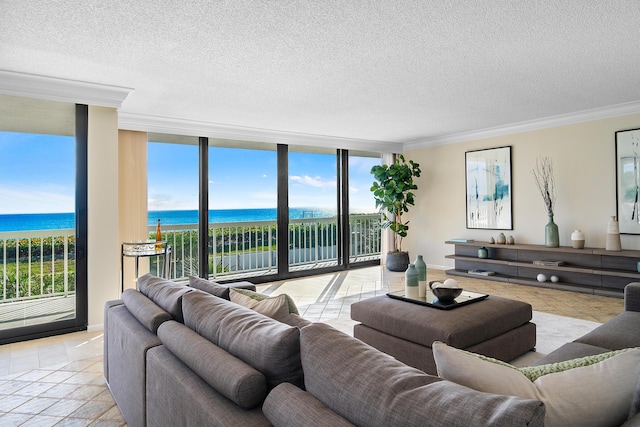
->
[155,219,162,250]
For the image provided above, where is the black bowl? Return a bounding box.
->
[431,287,463,302]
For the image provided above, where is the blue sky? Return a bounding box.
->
[0,131,379,214]
[0,132,75,214]
[148,143,380,212]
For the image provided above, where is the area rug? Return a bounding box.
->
[322,310,602,367]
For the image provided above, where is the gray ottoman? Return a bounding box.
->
[351,294,536,375]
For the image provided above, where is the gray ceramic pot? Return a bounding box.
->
[386,252,410,272]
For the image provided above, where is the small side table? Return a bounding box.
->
[121,241,172,292]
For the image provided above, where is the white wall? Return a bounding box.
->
[404,113,640,270]
[88,106,119,330]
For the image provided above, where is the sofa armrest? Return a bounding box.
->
[263,383,355,427]
[625,283,640,312]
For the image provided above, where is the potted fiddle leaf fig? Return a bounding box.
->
[371,154,422,271]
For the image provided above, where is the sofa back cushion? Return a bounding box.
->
[138,274,192,322]
[158,320,267,409]
[301,323,545,427]
[121,289,172,333]
[182,291,304,390]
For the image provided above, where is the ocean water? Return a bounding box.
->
[0,208,342,232]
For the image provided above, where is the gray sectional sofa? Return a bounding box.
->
[104,274,640,426]
[532,282,640,365]
[104,274,545,426]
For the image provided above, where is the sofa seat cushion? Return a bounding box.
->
[189,276,256,300]
[301,323,545,427]
[121,289,172,333]
[433,341,640,427]
[158,320,267,409]
[574,311,640,350]
[138,274,192,322]
[182,291,304,390]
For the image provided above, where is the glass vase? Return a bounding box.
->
[545,214,559,248]
[414,255,427,297]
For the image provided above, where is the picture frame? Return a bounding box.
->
[465,146,513,230]
[615,128,640,234]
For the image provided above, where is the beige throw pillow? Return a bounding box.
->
[230,289,291,324]
[433,341,640,427]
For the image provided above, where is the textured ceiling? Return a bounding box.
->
[2,1,640,147]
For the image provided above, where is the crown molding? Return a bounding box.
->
[119,112,399,153]
[0,70,132,108]
[403,100,640,151]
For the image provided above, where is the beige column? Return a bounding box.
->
[118,130,149,290]
[87,106,119,329]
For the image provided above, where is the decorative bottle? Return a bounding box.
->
[405,264,419,299]
[545,214,559,248]
[414,255,427,298]
[606,216,622,251]
[155,219,162,251]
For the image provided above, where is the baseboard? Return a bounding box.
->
[87,323,104,333]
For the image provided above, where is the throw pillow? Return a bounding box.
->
[230,289,292,324]
[231,288,299,315]
[433,341,640,427]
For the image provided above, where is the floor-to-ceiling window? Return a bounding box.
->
[207,142,278,279]
[143,131,382,282]
[348,152,382,263]
[0,95,87,344]
[288,146,339,270]
[147,133,199,278]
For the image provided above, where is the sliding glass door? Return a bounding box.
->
[208,143,278,279]
[0,95,87,344]
[288,147,339,270]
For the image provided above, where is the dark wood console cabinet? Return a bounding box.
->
[445,241,640,297]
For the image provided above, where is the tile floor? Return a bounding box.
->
[0,266,626,426]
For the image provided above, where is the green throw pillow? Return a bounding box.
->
[231,288,300,315]
[519,348,637,381]
[465,346,638,382]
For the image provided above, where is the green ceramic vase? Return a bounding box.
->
[545,214,559,248]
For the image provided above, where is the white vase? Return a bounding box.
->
[606,216,622,251]
[571,229,585,249]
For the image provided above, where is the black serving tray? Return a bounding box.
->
[387,289,489,310]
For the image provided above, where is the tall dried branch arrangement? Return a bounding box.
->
[531,156,556,216]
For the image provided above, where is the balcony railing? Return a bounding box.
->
[0,229,75,304]
[0,214,381,303]
[152,214,381,280]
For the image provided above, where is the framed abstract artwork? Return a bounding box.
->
[465,146,512,230]
[615,128,640,234]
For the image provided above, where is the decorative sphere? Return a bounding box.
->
[550,275,559,283]
[536,273,547,282]
[443,278,459,288]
